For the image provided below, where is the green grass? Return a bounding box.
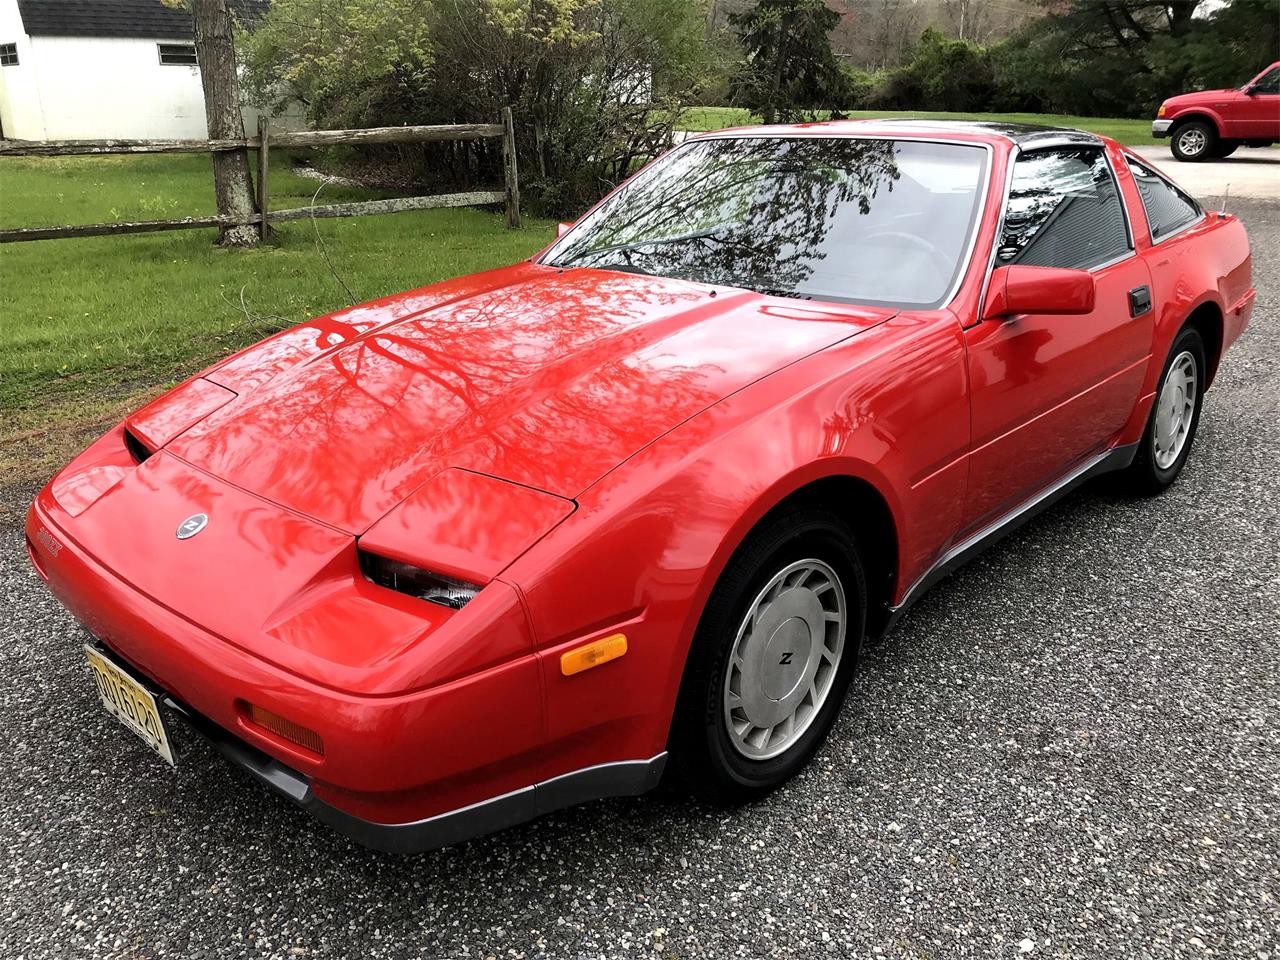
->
[0,153,554,416]
[679,107,1158,145]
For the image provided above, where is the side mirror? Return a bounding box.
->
[983,264,1096,321]
[557,222,573,238]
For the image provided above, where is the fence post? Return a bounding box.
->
[257,116,271,241]
[502,106,521,230]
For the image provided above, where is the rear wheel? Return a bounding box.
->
[669,506,866,804]
[1122,326,1206,495]
[1171,120,1218,162]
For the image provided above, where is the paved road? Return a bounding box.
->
[1131,145,1280,202]
[3,202,1278,960]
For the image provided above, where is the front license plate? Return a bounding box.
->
[83,645,176,767]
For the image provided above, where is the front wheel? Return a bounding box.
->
[1122,326,1206,495]
[669,506,867,804]
[1171,120,1218,162]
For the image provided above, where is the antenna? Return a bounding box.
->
[1221,182,1231,214]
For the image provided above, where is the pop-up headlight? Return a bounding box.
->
[358,553,481,609]
[356,468,576,611]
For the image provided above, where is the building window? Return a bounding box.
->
[0,43,18,66]
[158,43,197,66]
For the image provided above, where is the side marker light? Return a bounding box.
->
[560,633,628,676]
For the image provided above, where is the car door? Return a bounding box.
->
[1237,65,1280,139]
[962,145,1153,533]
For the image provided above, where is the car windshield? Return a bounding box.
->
[543,136,990,309]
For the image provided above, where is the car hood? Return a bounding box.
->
[1164,89,1240,107]
[169,263,893,533]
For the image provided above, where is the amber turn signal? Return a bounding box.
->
[560,633,628,676]
[245,703,325,755]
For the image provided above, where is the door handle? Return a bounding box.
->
[1128,285,1153,318]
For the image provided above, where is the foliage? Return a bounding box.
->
[727,0,850,123]
[241,0,720,215]
[840,66,876,110]
[680,107,1162,145]
[990,0,1280,118]
[869,28,998,112]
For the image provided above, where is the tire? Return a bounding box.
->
[1210,139,1239,159]
[669,505,867,805]
[1122,326,1207,495]
[1171,120,1218,162]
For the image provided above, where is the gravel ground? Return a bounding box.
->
[2,201,1278,960]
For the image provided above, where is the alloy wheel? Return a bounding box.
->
[1177,127,1207,158]
[722,558,847,760]
[1153,350,1198,469]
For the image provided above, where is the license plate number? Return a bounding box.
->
[84,645,176,766]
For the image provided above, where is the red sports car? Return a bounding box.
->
[26,121,1254,852]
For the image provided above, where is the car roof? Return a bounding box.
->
[693,118,1106,149]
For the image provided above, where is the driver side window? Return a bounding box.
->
[998,147,1132,271]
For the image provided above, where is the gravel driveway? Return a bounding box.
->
[2,201,1277,960]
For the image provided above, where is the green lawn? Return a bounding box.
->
[680,107,1158,145]
[0,153,552,487]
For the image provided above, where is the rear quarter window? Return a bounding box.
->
[1125,156,1203,242]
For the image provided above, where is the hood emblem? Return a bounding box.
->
[176,513,209,540]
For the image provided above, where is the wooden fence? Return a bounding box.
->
[0,108,520,243]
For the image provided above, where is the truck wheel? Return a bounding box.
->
[1209,140,1239,159]
[1171,121,1217,162]
[669,505,866,804]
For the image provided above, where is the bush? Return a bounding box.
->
[868,28,998,113]
[242,0,722,217]
[841,66,876,110]
[985,0,1280,119]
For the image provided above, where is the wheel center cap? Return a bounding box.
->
[760,616,811,701]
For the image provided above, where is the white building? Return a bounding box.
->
[0,0,301,141]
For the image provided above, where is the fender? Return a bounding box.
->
[506,310,970,782]
[655,457,901,716]
[1166,109,1224,137]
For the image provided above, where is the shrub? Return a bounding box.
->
[242,0,722,216]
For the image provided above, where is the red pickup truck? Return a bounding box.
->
[1154,61,1280,161]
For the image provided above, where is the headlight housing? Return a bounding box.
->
[355,467,576,611]
[358,552,482,609]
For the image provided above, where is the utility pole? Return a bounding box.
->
[191,0,259,246]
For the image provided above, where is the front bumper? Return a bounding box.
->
[1152,119,1172,138]
[27,497,663,852]
[106,646,665,853]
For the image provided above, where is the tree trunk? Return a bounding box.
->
[192,0,258,247]
[764,12,789,125]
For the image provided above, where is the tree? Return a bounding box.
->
[242,0,719,215]
[729,0,850,124]
[872,27,997,112]
[991,0,1242,117]
[192,0,259,246]
[990,0,1280,118]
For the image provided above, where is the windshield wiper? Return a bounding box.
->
[754,287,812,300]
